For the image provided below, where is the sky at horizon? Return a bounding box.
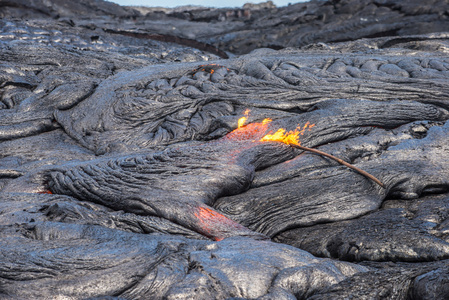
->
[108,0,306,8]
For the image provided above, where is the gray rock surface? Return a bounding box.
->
[1,0,449,299]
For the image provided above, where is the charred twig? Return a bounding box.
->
[291,144,385,188]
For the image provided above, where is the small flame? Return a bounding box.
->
[238,109,251,128]
[260,121,315,146]
[262,118,272,125]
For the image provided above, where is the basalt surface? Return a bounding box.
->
[1,0,449,299]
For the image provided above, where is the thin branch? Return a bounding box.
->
[291,144,385,188]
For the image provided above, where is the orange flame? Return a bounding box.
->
[261,121,315,146]
[238,109,251,128]
[228,109,314,146]
[262,118,272,125]
[237,109,273,129]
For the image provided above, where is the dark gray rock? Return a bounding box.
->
[0,0,136,19]
[3,0,449,55]
[275,194,449,262]
[409,266,449,300]
[1,0,449,299]
[0,220,366,299]
[220,119,449,237]
[127,0,449,55]
[307,260,449,300]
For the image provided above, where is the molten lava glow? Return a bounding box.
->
[38,190,52,194]
[261,121,315,146]
[194,207,228,241]
[227,109,314,145]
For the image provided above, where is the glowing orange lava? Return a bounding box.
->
[229,109,273,141]
[227,109,314,145]
[38,190,53,194]
[194,207,234,241]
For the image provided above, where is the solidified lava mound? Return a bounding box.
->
[1,0,449,299]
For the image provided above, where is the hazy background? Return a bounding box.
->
[108,0,306,8]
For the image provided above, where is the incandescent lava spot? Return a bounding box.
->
[37,190,53,194]
[224,109,314,145]
[191,63,230,75]
[194,206,254,241]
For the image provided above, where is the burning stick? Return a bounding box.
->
[235,110,385,188]
[289,144,385,188]
[259,122,385,188]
